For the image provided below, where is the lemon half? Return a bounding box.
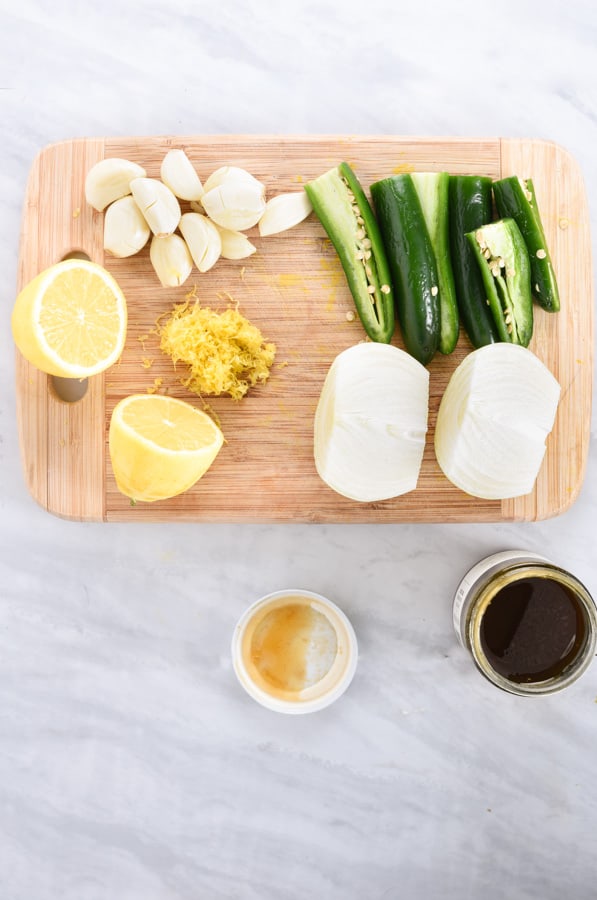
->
[12,259,127,377]
[109,394,224,502]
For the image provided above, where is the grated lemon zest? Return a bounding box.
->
[147,377,163,394]
[158,299,276,401]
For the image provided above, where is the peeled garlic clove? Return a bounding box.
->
[149,234,193,287]
[258,191,313,236]
[179,212,222,273]
[201,181,266,231]
[203,166,264,194]
[85,158,146,211]
[214,225,256,260]
[160,149,204,202]
[103,196,151,258]
[130,177,181,237]
[314,343,429,502]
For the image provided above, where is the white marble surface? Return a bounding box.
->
[2,1,597,898]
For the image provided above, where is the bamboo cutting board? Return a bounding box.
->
[15,136,593,522]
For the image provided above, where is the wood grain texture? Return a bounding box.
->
[16,138,106,521]
[500,139,594,521]
[14,136,593,523]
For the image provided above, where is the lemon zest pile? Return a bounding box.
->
[158,300,276,401]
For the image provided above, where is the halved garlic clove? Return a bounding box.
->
[160,149,204,202]
[179,212,222,273]
[130,177,181,237]
[258,191,313,236]
[149,234,193,287]
[214,225,256,260]
[201,180,266,231]
[103,195,151,257]
[203,166,264,194]
[85,158,146,211]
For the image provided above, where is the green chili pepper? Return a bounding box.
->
[370,174,440,366]
[448,175,500,349]
[411,172,459,355]
[493,176,560,312]
[466,218,533,347]
[304,163,395,343]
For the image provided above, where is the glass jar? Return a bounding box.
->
[453,551,597,696]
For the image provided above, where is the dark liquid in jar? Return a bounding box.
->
[480,576,587,683]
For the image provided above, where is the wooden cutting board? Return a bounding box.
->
[15,136,593,522]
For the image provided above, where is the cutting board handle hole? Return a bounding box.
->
[51,254,92,401]
[50,376,89,403]
[61,249,91,262]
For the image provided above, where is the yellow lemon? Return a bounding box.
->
[11,259,127,377]
[109,394,224,502]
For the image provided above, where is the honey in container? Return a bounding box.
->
[453,551,597,696]
[232,590,358,713]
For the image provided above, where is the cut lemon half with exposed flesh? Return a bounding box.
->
[109,394,224,502]
[11,259,127,377]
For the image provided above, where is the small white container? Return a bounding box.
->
[231,589,358,714]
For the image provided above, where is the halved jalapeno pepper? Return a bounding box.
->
[466,218,533,347]
[493,176,560,312]
[305,162,395,343]
[411,172,459,355]
[448,175,500,349]
[370,174,440,366]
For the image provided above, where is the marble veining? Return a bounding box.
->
[1,1,597,897]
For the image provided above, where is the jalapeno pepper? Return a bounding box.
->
[411,172,459,355]
[466,218,533,347]
[370,174,440,366]
[492,175,560,312]
[304,163,395,343]
[448,175,500,349]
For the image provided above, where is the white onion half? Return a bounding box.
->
[314,343,429,502]
[434,343,561,500]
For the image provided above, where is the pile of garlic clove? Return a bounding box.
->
[85,150,313,287]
